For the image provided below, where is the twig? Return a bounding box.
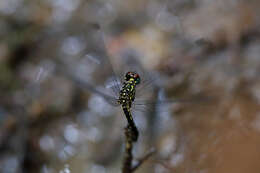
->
[122,125,155,173]
[132,148,156,171]
[122,125,134,173]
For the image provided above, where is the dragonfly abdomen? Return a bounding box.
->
[122,107,139,141]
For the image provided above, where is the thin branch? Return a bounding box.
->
[122,125,156,173]
[122,125,134,173]
[132,148,156,171]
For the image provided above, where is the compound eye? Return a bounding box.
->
[125,72,131,81]
[135,74,141,84]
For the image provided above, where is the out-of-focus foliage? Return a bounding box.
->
[1,0,260,173]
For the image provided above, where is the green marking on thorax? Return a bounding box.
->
[119,77,137,108]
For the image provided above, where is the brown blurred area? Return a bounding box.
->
[1,0,260,173]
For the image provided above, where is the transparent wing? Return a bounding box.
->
[55,60,120,106]
[54,23,122,106]
[133,86,212,114]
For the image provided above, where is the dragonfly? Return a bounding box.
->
[55,23,204,142]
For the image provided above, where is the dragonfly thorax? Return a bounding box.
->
[118,72,141,108]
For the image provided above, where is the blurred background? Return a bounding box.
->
[1,0,260,173]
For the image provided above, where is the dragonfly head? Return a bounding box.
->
[125,72,141,85]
